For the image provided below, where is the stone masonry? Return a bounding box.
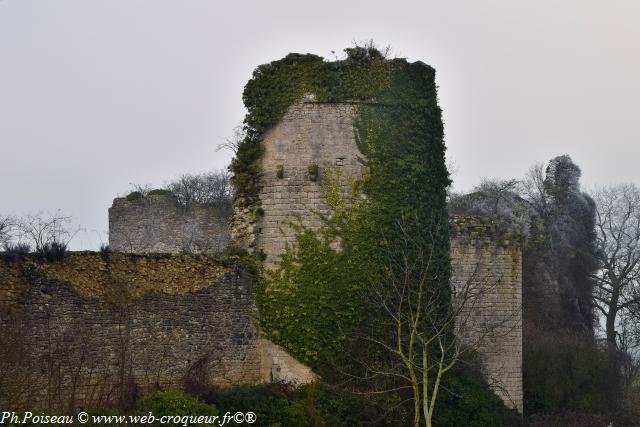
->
[0,254,257,409]
[109,194,229,254]
[450,217,523,412]
[0,253,313,410]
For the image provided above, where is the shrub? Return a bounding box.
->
[202,383,388,426]
[276,165,284,179]
[126,191,144,201]
[526,411,609,426]
[433,363,509,426]
[147,189,173,196]
[135,389,218,426]
[99,243,111,262]
[38,241,67,261]
[308,164,319,181]
[218,245,248,259]
[523,330,617,415]
[204,383,308,426]
[1,242,31,262]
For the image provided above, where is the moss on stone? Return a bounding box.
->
[0,253,232,304]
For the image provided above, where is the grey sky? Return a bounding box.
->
[1,0,639,249]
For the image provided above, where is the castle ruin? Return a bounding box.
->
[0,55,522,413]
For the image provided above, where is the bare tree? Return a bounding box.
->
[126,169,232,209]
[449,178,530,237]
[519,162,548,214]
[216,124,245,155]
[165,170,232,209]
[13,211,76,252]
[591,184,640,350]
[350,218,515,427]
[1,211,77,254]
[0,214,13,248]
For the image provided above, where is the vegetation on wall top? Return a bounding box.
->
[123,170,232,212]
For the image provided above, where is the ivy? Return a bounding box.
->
[256,169,371,369]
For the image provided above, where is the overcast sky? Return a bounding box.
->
[1,0,639,249]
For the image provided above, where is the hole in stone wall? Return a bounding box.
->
[308,164,319,181]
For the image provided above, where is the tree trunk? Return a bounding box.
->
[605,306,617,350]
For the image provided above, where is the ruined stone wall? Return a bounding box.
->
[238,100,523,411]
[109,194,229,254]
[450,216,523,412]
[0,253,264,410]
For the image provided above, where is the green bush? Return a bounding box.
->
[433,364,509,426]
[147,188,173,196]
[204,383,307,427]
[135,389,219,426]
[526,411,609,426]
[125,191,144,201]
[523,331,618,415]
[203,383,387,426]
